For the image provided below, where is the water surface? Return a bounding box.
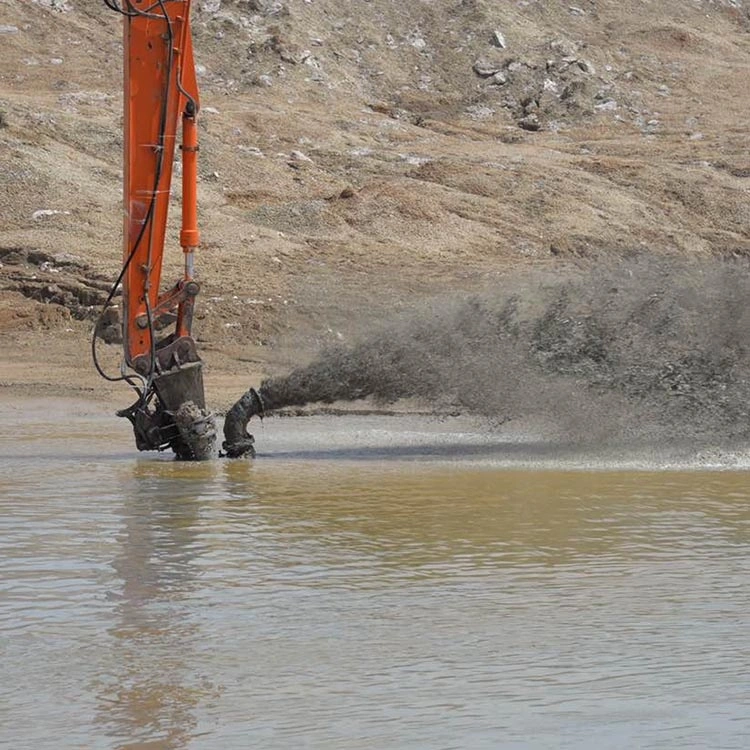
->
[1,399,749,749]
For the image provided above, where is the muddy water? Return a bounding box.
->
[2,399,750,749]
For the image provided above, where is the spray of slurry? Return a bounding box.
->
[251,255,750,443]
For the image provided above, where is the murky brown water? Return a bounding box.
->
[2,399,750,749]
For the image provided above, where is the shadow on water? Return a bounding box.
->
[97,460,220,749]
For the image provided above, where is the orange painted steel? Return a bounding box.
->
[122,0,201,369]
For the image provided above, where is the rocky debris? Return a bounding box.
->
[407,31,427,51]
[491,30,507,49]
[0,247,114,323]
[289,149,313,162]
[518,112,541,131]
[199,0,278,16]
[550,38,581,57]
[94,305,121,344]
[465,104,495,121]
[32,209,70,220]
[595,99,618,112]
[287,149,313,169]
[58,91,111,113]
[31,0,72,11]
[470,37,629,130]
[190,0,639,132]
[473,59,503,77]
[237,145,265,157]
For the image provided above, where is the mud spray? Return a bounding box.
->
[254,255,750,444]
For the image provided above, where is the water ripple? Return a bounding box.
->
[2,421,750,748]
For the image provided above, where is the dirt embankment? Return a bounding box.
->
[2,0,750,407]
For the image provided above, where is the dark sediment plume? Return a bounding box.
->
[255,254,750,443]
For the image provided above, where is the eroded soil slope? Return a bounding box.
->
[1,0,750,401]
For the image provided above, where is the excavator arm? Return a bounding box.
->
[97,1,255,460]
[122,0,201,379]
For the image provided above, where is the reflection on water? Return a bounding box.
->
[98,463,211,749]
[1,402,750,749]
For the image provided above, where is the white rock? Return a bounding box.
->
[550,39,579,57]
[202,106,220,114]
[53,252,80,263]
[465,104,495,121]
[0,25,19,34]
[289,150,313,162]
[518,113,541,131]
[32,209,70,220]
[595,99,618,112]
[32,0,72,11]
[238,145,265,157]
[492,30,507,49]
[473,59,502,77]
[399,153,430,166]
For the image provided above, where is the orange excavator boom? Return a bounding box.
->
[122,0,200,372]
[92,1,213,459]
[96,0,258,460]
